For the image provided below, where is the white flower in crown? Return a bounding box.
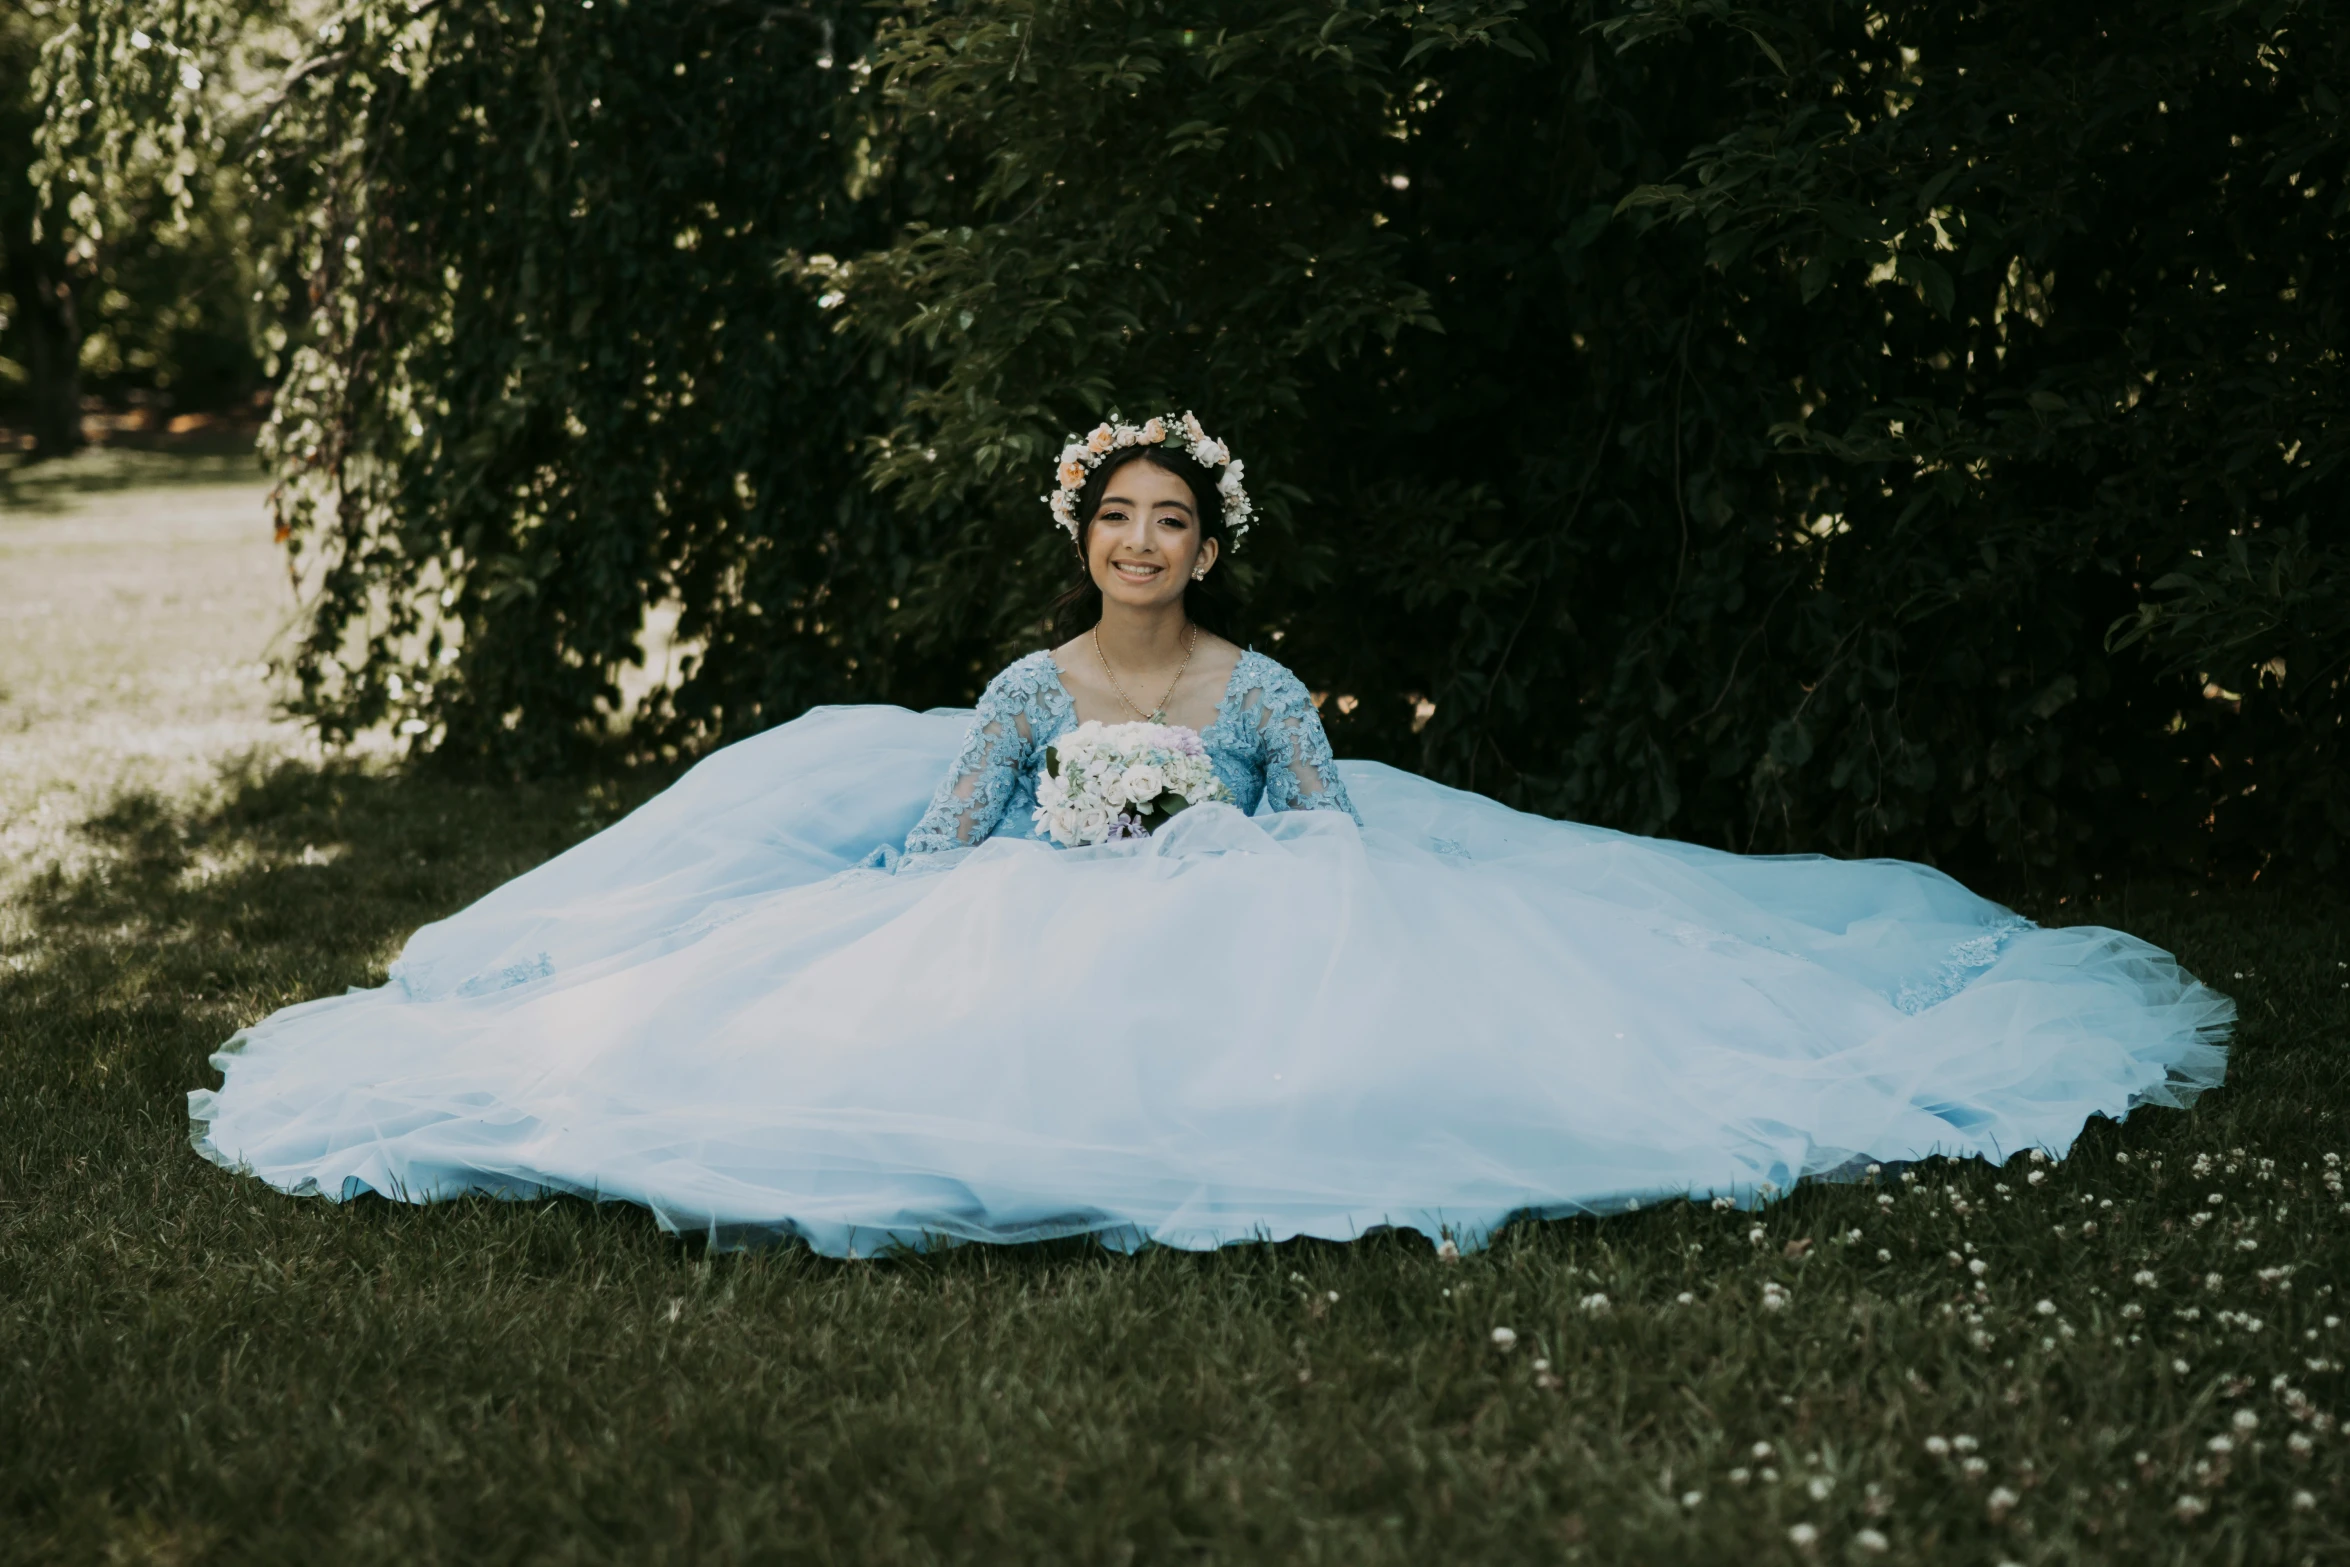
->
[1042,408,1254,548]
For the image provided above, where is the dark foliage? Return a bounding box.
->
[45,0,2348,874]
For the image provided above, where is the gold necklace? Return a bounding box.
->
[1094,622,1197,725]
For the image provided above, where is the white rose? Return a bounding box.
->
[1122,763,1166,802]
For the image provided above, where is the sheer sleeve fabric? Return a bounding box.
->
[1232,654,1360,821]
[904,658,1053,853]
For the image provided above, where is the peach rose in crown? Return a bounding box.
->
[1058,458,1088,489]
[1085,424,1118,455]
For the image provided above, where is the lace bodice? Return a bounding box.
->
[904,648,1358,854]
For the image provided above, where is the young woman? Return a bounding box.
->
[192,414,2231,1255]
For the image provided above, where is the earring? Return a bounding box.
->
[1192,566,1208,581]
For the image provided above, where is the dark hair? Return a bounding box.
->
[1047,444,1234,642]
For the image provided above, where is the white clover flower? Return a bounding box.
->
[1951,1434,1979,1453]
[2028,1170,2047,1186]
[2292,1489,2317,1511]
[1877,1249,1892,1261]
[1787,1523,1819,1550]
[1925,1435,1951,1456]
[2173,1358,2193,1375]
[1749,1225,1768,1245]
[1970,1259,1989,1277]
[1729,1467,1751,1485]
[1806,1475,1832,1501]
[2134,1269,2158,1287]
[2207,1434,2234,1454]
[1752,1441,1775,1460]
[2288,1432,2314,1455]
[2175,1495,2207,1521]
[1436,1238,1460,1262]
[1855,1529,1889,1555]
[1580,1292,1610,1315]
[1680,1490,1703,1508]
[2232,1409,2259,1432]
[1961,1455,1989,1478]
[1675,1291,1694,1305]
[2035,1299,2058,1317]
[1987,1485,2020,1519]
[1489,1326,1517,1350]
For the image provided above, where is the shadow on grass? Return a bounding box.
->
[0,752,682,1250]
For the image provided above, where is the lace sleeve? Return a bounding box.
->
[1234,654,1360,821]
[903,659,1047,853]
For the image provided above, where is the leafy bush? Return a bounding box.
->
[45,0,2348,873]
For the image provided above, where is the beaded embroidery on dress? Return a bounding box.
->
[189,647,2232,1257]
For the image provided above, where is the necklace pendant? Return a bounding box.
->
[1148,709,1167,725]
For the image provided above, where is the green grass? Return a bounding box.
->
[2,470,2347,1565]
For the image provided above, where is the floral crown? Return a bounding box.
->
[1043,411,1253,548]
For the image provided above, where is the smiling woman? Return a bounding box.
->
[190,420,2232,1259]
[1054,440,1236,729]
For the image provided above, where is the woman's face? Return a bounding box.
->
[1086,458,1217,613]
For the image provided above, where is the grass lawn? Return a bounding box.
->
[2,455,2346,1565]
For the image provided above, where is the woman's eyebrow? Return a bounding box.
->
[1100,492,1194,515]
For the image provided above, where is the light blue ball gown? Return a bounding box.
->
[190,648,2233,1255]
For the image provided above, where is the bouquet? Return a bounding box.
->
[1033,721,1230,847]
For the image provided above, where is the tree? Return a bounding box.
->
[4,2,85,458]
[47,0,2350,875]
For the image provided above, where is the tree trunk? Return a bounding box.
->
[5,248,83,461]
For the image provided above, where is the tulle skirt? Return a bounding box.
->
[190,705,2232,1254]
